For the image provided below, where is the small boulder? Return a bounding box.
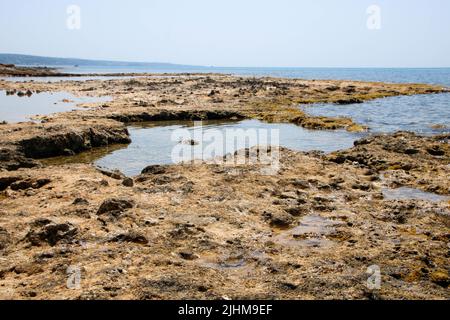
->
[122,178,134,187]
[109,231,148,244]
[179,251,198,261]
[97,198,135,218]
[264,211,294,228]
[26,220,78,246]
[430,270,449,288]
[72,198,89,206]
[141,165,166,175]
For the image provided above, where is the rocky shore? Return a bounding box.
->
[0,71,448,300]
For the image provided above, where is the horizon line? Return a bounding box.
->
[1,52,450,69]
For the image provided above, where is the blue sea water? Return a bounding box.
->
[58,66,450,86]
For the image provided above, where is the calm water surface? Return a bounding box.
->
[0,90,110,123]
[94,120,362,176]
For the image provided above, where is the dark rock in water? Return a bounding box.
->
[122,178,134,187]
[109,231,148,244]
[141,165,167,175]
[26,220,78,246]
[97,198,135,218]
[18,127,131,159]
[180,139,199,146]
[335,98,363,105]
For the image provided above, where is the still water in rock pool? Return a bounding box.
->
[382,187,450,202]
[49,120,362,176]
[302,93,450,135]
[0,90,110,123]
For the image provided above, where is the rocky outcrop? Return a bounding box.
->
[327,132,450,194]
[25,220,78,247]
[19,126,131,159]
[107,110,245,123]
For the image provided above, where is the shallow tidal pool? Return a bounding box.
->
[43,119,363,176]
[0,90,110,123]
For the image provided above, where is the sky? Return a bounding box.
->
[0,0,449,67]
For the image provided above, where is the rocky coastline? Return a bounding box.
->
[0,68,448,300]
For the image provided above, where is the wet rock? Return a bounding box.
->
[109,231,148,244]
[97,198,135,218]
[141,165,167,175]
[19,127,130,159]
[26,220,78,246]
[180,139,199,146]
[122,177,134,187]
[335,98,363,105]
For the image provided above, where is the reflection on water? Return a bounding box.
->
[91,120,361,176]
[40,144,129,167]
[382,187,450,202]
[273,215,340,249]
[1,76,143,83]
[40,119,362,176]
[302,93,450,135]
[0,90,110,123]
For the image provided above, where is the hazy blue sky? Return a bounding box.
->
[1,0,449,67]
